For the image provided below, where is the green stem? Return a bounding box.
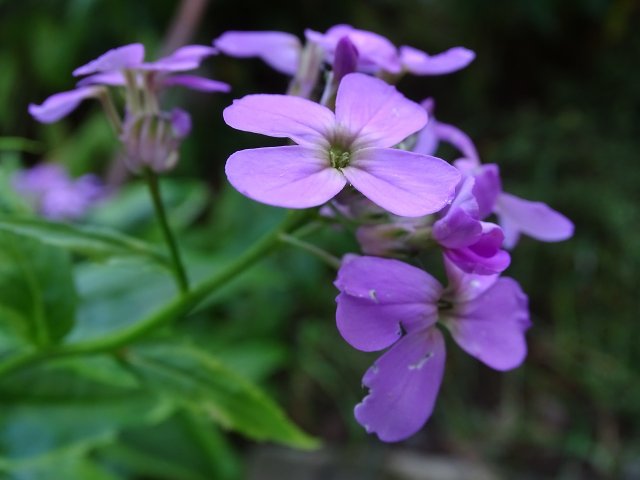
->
[279,233,341,270]
[144,169,190,294]
[97,88,122,134]
[0,210,311,378]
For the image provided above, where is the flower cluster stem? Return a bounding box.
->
[144,168,190,294]
[279,233,341,270]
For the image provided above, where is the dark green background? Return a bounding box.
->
[1,0,639,478]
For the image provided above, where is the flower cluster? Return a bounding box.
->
[28,25,574,443]
[218,24,574,441]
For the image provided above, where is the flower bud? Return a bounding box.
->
[121,108,191,173]
[333,36,358,83]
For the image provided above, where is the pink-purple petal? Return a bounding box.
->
[28,87,99,123]
[335,73,427,149]
[344,148,461,217]
[225,146,346,209]
[214,31,301,75]
[355,328,446,442]
[73,43,145,76]
[223,94,334,147]
[470,164,501,218]
[335,256,441,349]
[433,121,480,164]
[446,277,530,371]
[443,256,499,302]
[161,75,231,92]
[400,46,475,76]
[141,45,217,72]
[496,193,574,248]
[443,222,511,275]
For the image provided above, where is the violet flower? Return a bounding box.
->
[13,164,103,220]
[335,255,530,442]
[307,25,475,76]
[414,100,574,248]
[223,73,461,217]
[29,43,229,124]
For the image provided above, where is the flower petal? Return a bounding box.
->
[161,75,231,92]
[443,222,511,275]
[223,94,334,147]
[73,43,145,76]
[443,256,500,302]
[141,45,217,72]
[470,164,501,218]
[433,176,481,248]
[335,73,427,149]
[214,31,301,75]
[496,192,574,248]
[28,87,99,123]
[335,256,441,350]
[343,148,461,217]
[354,329,446,442]
[446,277,530,371]
[225,146,346,208]
[400,46,475,76]
[433,121,480,164]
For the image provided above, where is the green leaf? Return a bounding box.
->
[0,216,170,267]
[1,450,121,480]
[126,343,319,450]
[0,357,172,463]
[0,230,76,346]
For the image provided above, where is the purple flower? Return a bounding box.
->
[29,43,229,124]
[223,73,461,217]
[13,164,103,220]
[413,101,574,248]
[335,255,530,442]
[307,25,475,76]
[214,31,302,75]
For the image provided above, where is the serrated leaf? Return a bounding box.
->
[126,343,319,450]
[0,216,169,267]
[0,230,76,346]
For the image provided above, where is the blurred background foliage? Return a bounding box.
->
[0,0,639,479]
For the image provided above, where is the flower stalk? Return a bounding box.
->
[143,168,190,294]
